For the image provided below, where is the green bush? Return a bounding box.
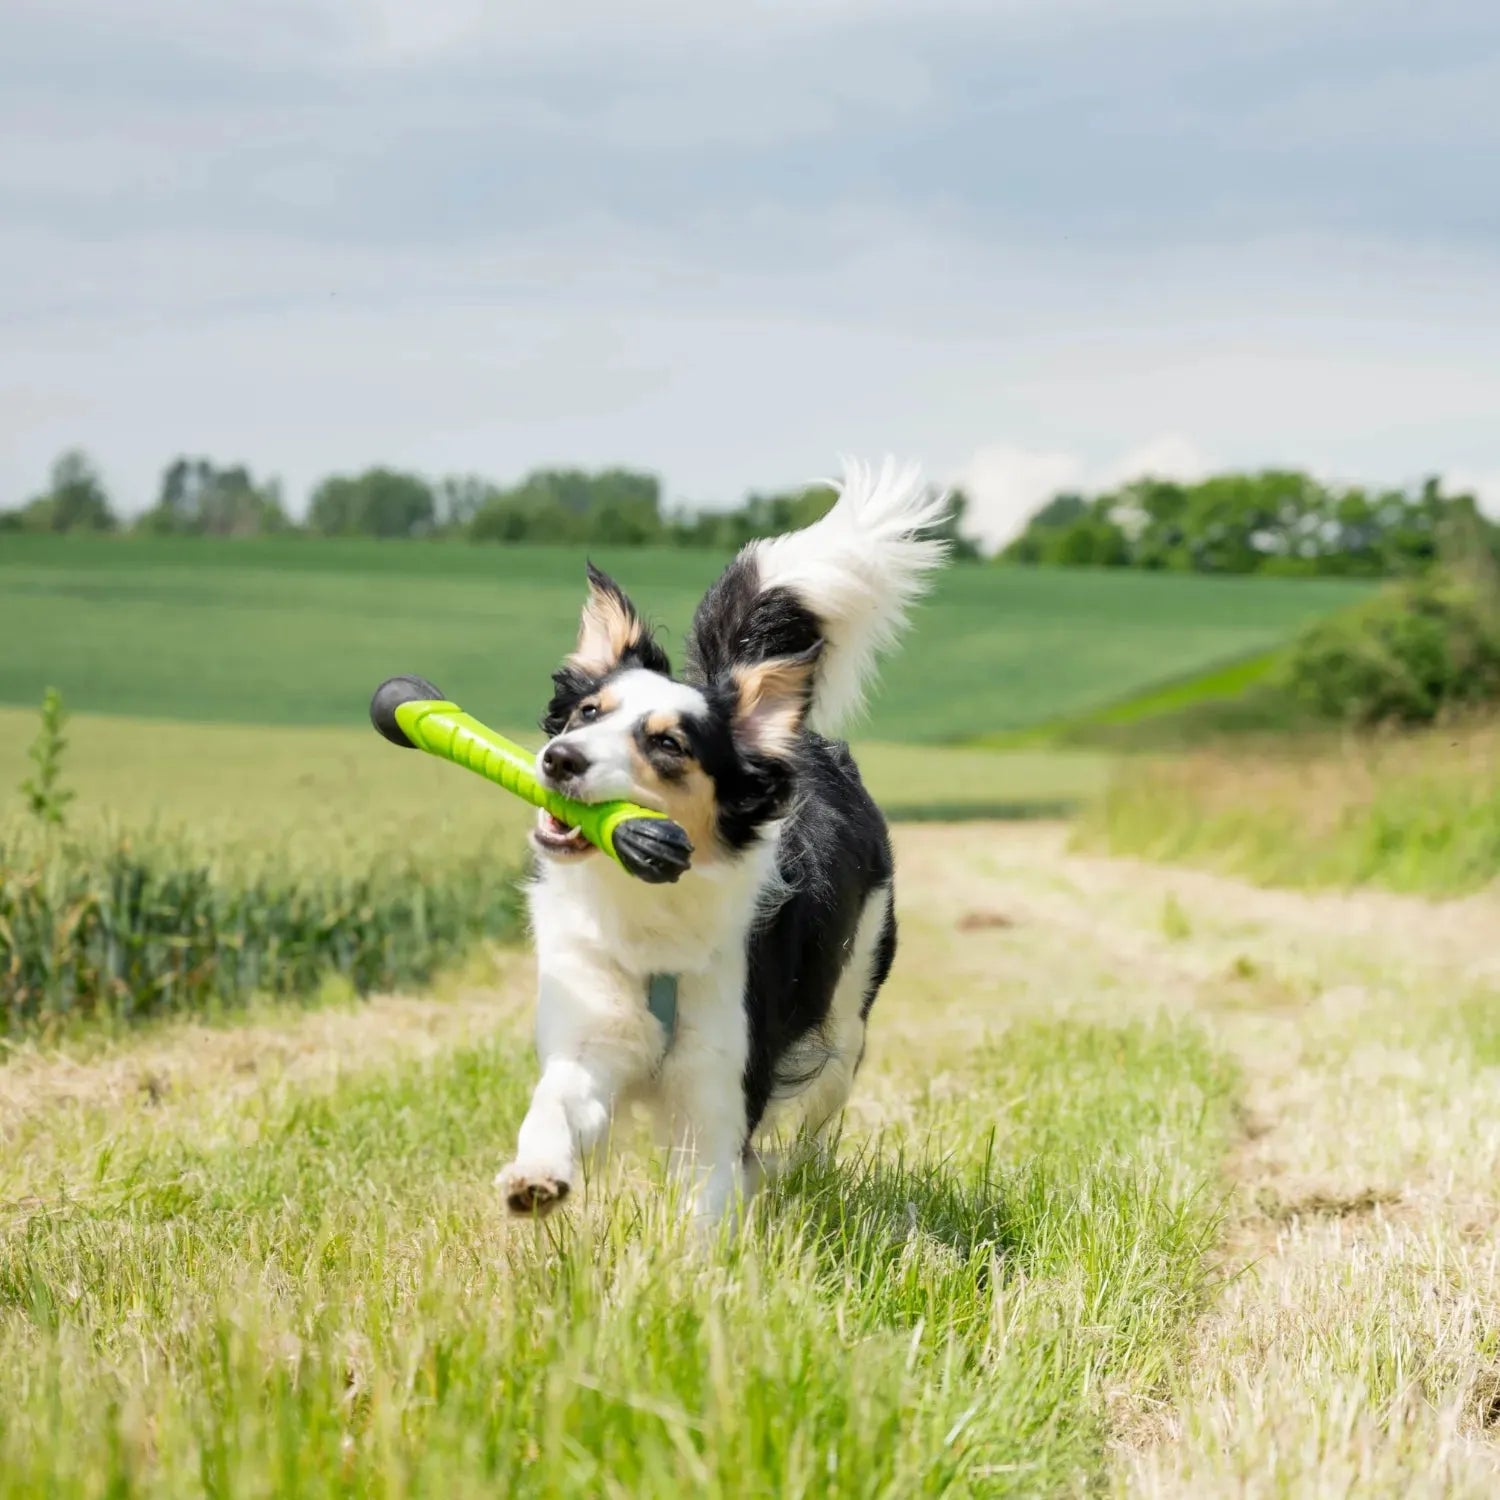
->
[1282,571,1500,727]
[0,829,524,1034]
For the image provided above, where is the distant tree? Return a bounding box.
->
[1000,492,1090,563]
[469,468,662,545]
[9,450,117,533]
[1284,568,1500,726]
[666,477,984,557]
[136,457,290,537]
[435,475,498,533]
[666,483,834,550]
[308,468,436,538]
[1028,492,1090,530]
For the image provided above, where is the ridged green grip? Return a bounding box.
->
[390,698,656,862]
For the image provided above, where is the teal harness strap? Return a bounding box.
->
[646,972,679,1049]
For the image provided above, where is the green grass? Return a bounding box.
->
[981,651,1291,748]
[1080,718,1500,895]
[0,1007,1234,1496]
[0,535,1369,741]
[0,822,525,1035]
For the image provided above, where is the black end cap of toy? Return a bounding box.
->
[370,675,446,749]
[612,818,694,885]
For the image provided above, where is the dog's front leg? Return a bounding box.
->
[497,958,660,1218]
[496,1054,620,1216]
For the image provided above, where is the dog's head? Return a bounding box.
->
[531,563,819,868]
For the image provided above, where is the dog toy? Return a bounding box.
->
[369,675,693,884]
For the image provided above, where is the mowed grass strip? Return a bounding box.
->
[0,534,1367,740]
[0,1003,1233,1496]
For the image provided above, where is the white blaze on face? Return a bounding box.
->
[538,669,711,808]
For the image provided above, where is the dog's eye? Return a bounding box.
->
[650,732,684,756]
[578,702,600,722]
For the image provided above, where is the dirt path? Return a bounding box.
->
[5,823,1498,1491]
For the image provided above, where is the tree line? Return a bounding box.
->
[1002,471,1499,576]
[0,449,983,558]
[5,448,1495,576]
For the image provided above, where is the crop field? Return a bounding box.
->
[0,535,1367,741]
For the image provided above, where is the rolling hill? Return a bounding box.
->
[0,534,1370,742]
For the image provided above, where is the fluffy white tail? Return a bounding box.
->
[750,456,949,735]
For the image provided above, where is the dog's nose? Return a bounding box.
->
[542,740,590,782]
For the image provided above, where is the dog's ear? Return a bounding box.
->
[572,562,667,675]
[730,644,822,758]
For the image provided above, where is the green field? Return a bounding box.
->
[0,535,1369,742]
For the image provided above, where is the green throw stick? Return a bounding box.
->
[370,675,693,884]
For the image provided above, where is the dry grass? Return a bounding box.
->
[0,949,529,1205]
[1083,717,1500,896]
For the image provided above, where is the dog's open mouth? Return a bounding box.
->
[531,810,595,859]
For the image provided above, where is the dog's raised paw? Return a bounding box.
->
[495,1162,572,1218]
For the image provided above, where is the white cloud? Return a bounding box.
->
[953,445,1084,548]
[954,434,1220,548]
[1096,434,1214,490]
[1446,470,1500,520]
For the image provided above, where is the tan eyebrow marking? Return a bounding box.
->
[642,712,685,740]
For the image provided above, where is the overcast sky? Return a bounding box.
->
[2,0,1498,543]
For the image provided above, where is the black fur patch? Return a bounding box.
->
[677,551,828,849]
[540,661,603,737]
[632,719,692,782]
[686,554,823,682]
[740,733,896,1135]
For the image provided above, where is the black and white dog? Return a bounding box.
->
[497,458,949,1224]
